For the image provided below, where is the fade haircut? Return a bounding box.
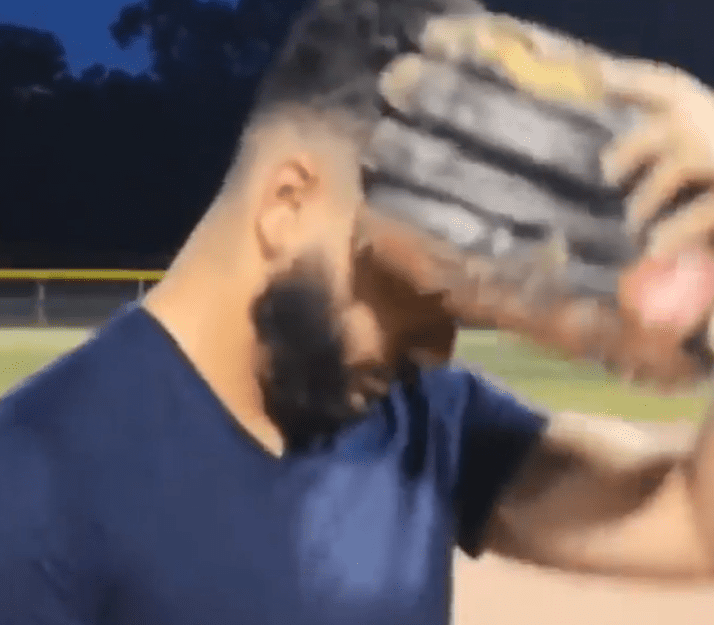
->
[225,0,484,187]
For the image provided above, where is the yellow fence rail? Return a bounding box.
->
[0,269,165,281]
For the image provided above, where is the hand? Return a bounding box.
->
[367,9,635,309]
[599,59,714,349]
[364,11,712,386]
[351,208,459,371]
[600,58,714,251]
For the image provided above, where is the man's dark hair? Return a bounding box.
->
[220,0,483,193]
[252,0,484,126]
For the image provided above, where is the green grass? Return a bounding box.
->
[0,328,91,394]
[0,327,707,423]
[455,330,712,422]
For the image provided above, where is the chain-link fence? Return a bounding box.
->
[0,277,159,327]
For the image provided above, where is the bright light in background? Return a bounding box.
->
[0,0,237,78]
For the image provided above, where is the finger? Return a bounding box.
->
[513,18,598,62]
[418,15,484,64]
[627,159,714,236]
[417,14,542,65]
[377,53,426,114]
[366,115,635,268]
[647,192,714,257]
[365,178,631,299]
[600,120,670,187]
[620,249,714,337]
[420,12,587,70]
[599,56,695,109]
[367,119,614,229]
[378,56,614,184]
[365,183,496,253]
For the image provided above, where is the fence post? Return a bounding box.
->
[137,279,145,300]
[36,280,47,326]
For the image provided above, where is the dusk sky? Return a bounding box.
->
[0,0,236,77]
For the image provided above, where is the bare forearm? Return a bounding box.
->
[489,412,714,578]
[546,411,688,476]
[688,409,714,560]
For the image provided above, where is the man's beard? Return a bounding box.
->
[251,262,370,453]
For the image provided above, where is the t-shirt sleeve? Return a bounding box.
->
[436,368,548,556]
[0,424,105,624]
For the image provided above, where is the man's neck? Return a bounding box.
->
[142,265,286,457]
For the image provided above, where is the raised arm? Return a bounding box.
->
[365,8,714,580]
[483,409,714,579]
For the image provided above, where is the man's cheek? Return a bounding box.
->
[619,247,714,337]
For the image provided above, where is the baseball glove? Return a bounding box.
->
[358,7,714,388]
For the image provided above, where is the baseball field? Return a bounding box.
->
[1,327,712,623]
[2,327,711,420]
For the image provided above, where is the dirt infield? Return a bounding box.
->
[453,419,714,625]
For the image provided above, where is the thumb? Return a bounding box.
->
[599,56,684,108]
[619,247,714,337]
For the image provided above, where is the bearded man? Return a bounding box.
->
[1,1,714,624]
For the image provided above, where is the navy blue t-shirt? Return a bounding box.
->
[0,306,546,624]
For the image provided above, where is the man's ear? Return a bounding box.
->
[255,155,320,261]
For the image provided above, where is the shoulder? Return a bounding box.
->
[0,311,165,522]
[0,400,68,565]
[0,335,112,449]
[0,343,100,531]
[417,363,548,430]
[383,364,546,464]
[417,361,515,402]
[0,405,54,531]
[1,307,173,438]
[0,319,140,564]
[0,406,113,617]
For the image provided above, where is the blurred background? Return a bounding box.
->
[0,0,712,420]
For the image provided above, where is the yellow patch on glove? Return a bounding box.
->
[421,14,606,106]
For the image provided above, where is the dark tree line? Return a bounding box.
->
[0,0,306,268]
[1,0,712,268]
